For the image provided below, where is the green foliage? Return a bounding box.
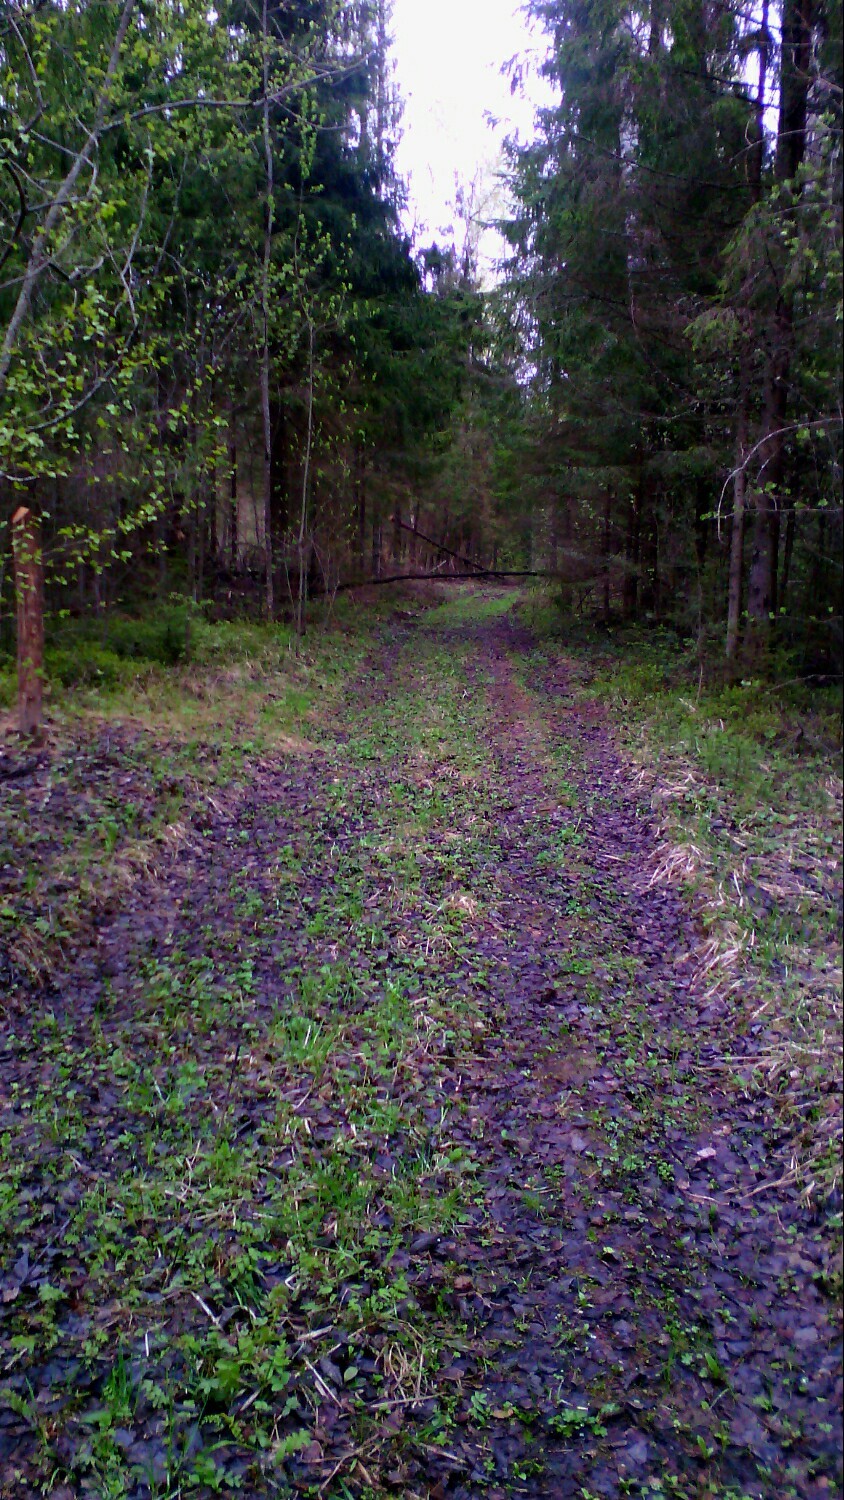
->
[497,0,842,659]
[0,0,444,625]
[49,606,190,675]
[0,604,190,691]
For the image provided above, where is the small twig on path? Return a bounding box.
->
[303,1356,339,1405]
[190,1290,221,1327]
[368,1394,434,1413]
[738,1169,800,1202]
[289,1325,334,1353]
[415,1441,467,1465]
[318,1438,379,1495]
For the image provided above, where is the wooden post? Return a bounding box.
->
[11,506,44,737]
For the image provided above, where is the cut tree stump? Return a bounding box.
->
[12,506,44,737]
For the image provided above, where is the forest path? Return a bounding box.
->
[1,592,840,1500]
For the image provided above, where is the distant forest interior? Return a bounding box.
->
[0,0,841,667]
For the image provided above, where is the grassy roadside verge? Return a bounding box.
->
[0,597,392,988]
[520,592,843,1209]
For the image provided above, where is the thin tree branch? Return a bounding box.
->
[0,0,137,398]
[391,515,508,578]
[0,161,28,278]
[325,571,555,594]
[715,417,843,535]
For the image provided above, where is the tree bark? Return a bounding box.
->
[228,428,238,568]
[726,346,750,660]
[196,492,205,603]
[187,507,197,602]
[548,500,559,575]
[295,316,315,639]
[745,0,812,652]
[260,0,275,620]
[355,444,366,577]
[745,326,790,632]
[622,474,641,618]
[12,507,44,737]
[779,505,797,613]
[602,493,612,621]
[270,393,289,551]
[727,1,767,660]
[648,0,663,55]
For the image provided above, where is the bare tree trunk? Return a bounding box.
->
[295,316,315,639]
[196,491,205,604]
[602,493,612,621]
[726,348,750,660]
[648,0,663,54]
[187,508,197,602]
[745,333,789,633]
[188,384,199,602]
[745,0,812,653]
[155,508,167,598]
[622,473,641,619]
[779,506,797,613]
[355,444,366,577]
[558,491,574,611]
[260,0,275,620]
[270,395,289,567]
[208,482,218,569]
[727,4,767,660]
[228,427,238,568]
[439,507,450,568]
[12,507,44,737]
[208,402,218,566]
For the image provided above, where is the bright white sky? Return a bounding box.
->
[389,0,551,281]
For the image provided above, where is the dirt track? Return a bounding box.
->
[1,600,841,1499]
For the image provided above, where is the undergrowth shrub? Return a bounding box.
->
[51,605,191,668]
[46,643,135,690]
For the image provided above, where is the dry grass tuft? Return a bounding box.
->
[640,748,842,1198]
[4,833,167,985]
[444,892,480,920]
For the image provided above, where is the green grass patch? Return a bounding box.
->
[422,584,519,626]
